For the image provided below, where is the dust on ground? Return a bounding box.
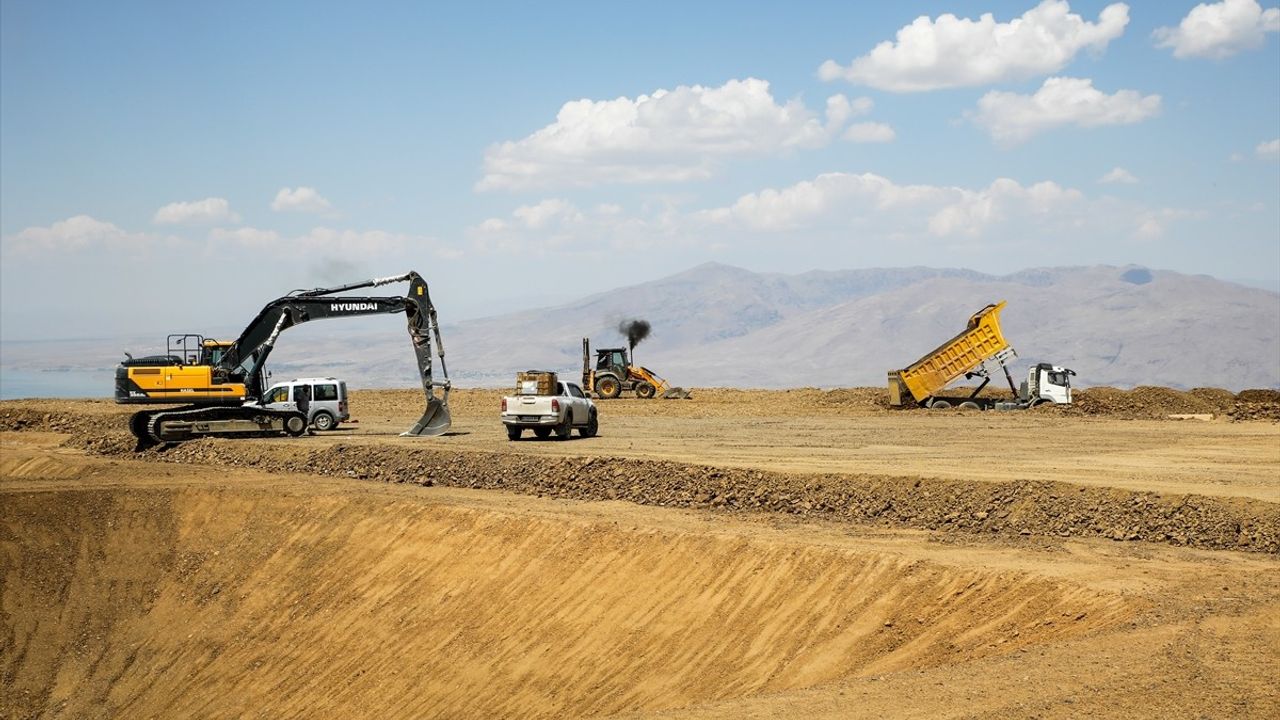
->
[2,387,1278,718]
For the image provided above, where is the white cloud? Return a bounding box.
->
[209,226,280,247]
[469,198,673,253]
[512,198,583,229]
[1153,0,1280,59]
[700,172,949,232]
[843,122,897,143]
[153,197,239,225]
[818,1,1129,92]
[928,179,1084,237]
[970,77,1161,145]
[209,224,462,259]
[477,78,856,191]
[1132,208,1203,240]
[1257,138,1280,159]
[1099,167,1139,184]
[271,186,332,213]
[3,215,155,252]
[697,172,1083,238]
[468,172,1200,267]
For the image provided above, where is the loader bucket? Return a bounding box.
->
[401,395,452,437]
[662,387,692,400]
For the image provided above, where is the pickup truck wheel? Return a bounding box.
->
[554,414,573,440]
[579,410,598,438]
[533,427,552,440]
[312,410,336,431]
[635,382,656,399]
[506,426,522,441]
[595,376,622,399]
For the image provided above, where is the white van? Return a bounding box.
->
[260,377,349,431]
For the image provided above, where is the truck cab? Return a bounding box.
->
[1023,364,1075,406]
[260,377,349,431]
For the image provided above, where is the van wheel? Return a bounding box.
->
[312,411,336,431]
[284,413,309,436]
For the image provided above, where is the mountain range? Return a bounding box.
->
[3,262,1278,394]
[267,262,1280,391]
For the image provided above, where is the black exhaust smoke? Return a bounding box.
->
[617,319,651,354]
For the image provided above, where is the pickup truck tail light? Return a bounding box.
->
[551,398,560,412]
[501,398,508,412]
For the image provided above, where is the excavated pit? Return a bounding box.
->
[3,474,1134,719]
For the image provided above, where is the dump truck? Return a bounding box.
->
[887,301,1075,410]
[581,338,690,399]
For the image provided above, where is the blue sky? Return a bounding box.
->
[2,0,1278,341]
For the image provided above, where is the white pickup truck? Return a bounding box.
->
[501,381,598,441]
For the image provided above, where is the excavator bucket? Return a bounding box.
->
[402,395,451,437]
[662,387,692,400]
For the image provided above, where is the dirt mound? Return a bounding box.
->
[3,483,1134,719]
[73,438,1279,554]
[1066,386,1225,419]
[0,404,128,435]
[1236,389,1280,403]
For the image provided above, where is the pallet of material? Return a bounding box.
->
[515,370,558,396]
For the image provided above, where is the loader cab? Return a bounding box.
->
[1026,363,1075,405]
[596,348,630,375]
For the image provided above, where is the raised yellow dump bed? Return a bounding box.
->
[888,301,1011,406]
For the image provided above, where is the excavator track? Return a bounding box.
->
[131,406,308,450]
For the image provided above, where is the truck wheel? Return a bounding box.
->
[958,401,981,411]
[595,376,622,399]
[506,426,522,441]
[929,400,952,410]
[579,410,598,438]
[555,413,573,440]
[635,382,656,399]
[533,427,552,440]
[312,410,336,431]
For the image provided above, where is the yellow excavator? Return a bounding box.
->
[581,338,690,399]
[116,271,451,447]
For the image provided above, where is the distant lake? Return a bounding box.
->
[0,368,113,400]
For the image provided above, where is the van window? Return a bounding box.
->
[264,386,289,404]
[315,383,338,401]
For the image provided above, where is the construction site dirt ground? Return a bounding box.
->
[3,388,1279,718]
